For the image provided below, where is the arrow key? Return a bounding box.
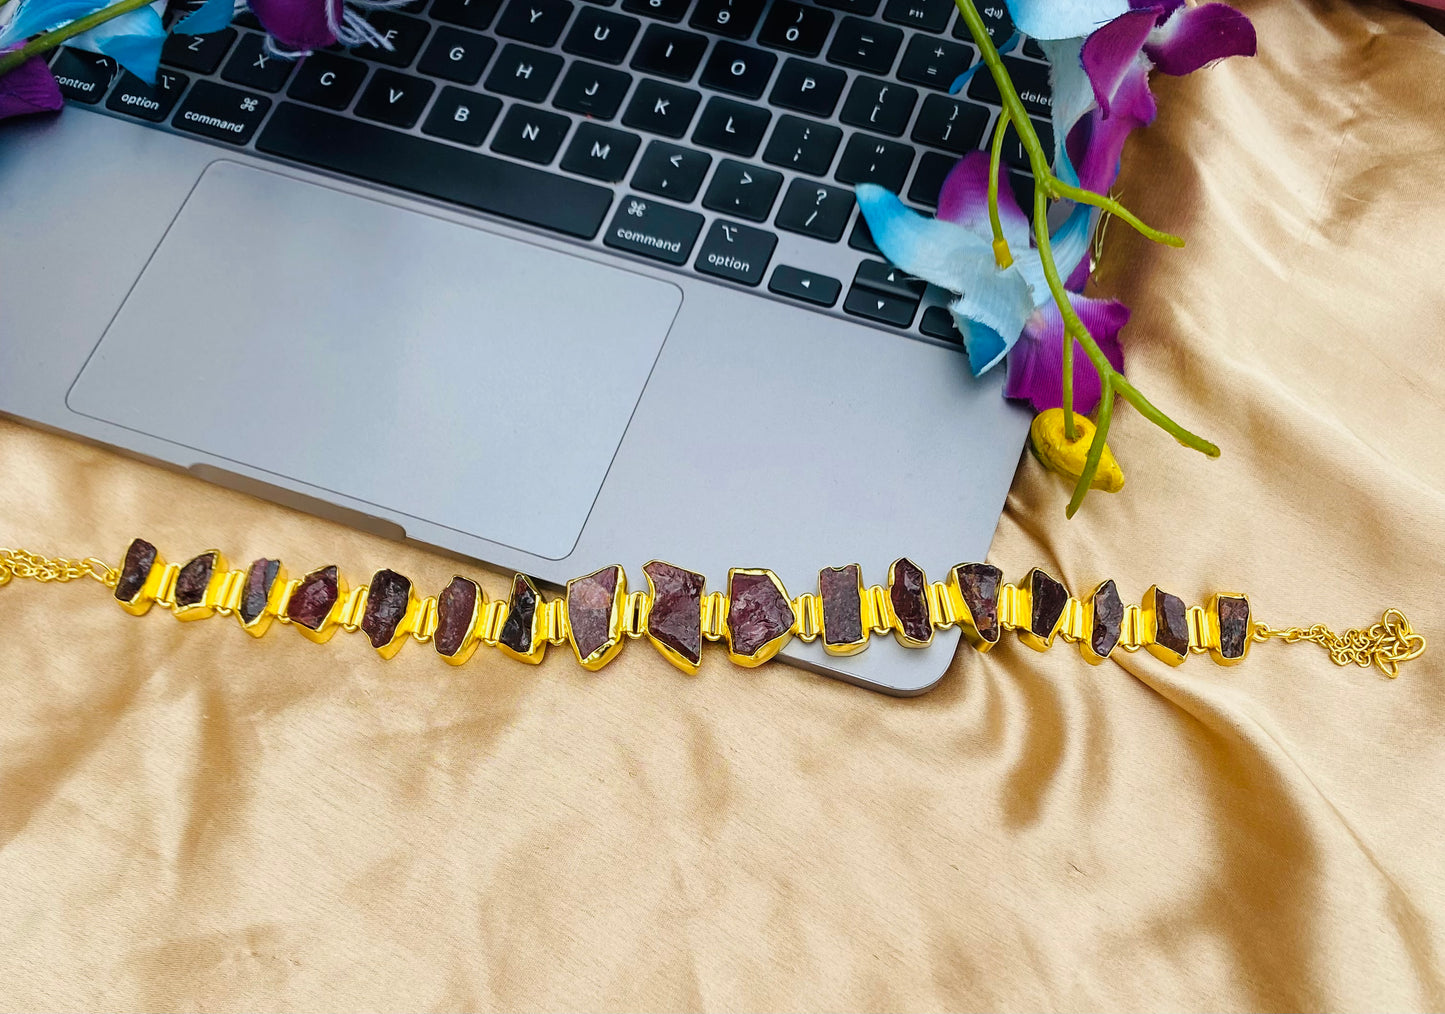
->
[631,140,712,202]
[769,265,841,307]
[852,259,927,299]
[843,284,918,327]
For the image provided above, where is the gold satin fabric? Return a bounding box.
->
[2,1,1444,1008]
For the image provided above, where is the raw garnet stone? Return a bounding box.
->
[890,558,931,642]
[954,562,1002,644]
[361,568,412,648]
[728,572,793,657]
[819,564,864,647]
[569,566,620,660]
[644,561,704,666]
[434,576,479,657]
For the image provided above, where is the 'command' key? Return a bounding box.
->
[172,81,271,144]
[603,196,704,266]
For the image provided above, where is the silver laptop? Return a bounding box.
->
[0,0,1038,694]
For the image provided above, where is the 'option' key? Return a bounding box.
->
[694,221,776,287]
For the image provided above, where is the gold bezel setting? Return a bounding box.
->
[819,563,869,656]
[566,565,628,671]
[724,568,797,668]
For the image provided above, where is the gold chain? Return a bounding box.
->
[0,547,117,588]
[1252,609,1426,679]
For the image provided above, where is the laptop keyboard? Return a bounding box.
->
[45,0,1053,348]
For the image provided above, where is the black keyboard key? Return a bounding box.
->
[495,0,575,45]
[907,150,953,206]
[490,103,571,162]
[484,43,562,101]
[816,0,879,15]
[419,26,496,83]
[161,28,236,74]
[432,0,501,29]
[630,24,706,80]
[1024,38,1046,59]
[768,58,844,117]
[258,103,612,238]
[694,220,775,286]
[826,16,902,74]
[172,80,270,143]
[422,86,502,144]
[604,194,703,264]
[920,305,963,343]
[1004,116,1053,170]
[839,76,917,137]
[354,12,429,67]
[952,2,1012,44]
[774,178,854,241]
[911,93,987,153]
[222,33,294,92]
[355,69,435,127]
[288,52,367,109]
[701,159,782,221]
[835,133,914,190]
[757,1,832,57]
[848,214,880,253]
[563,7,639,62]
[699,42,776,99]
[631,141,711,200]
[968,54,1050,117]
[854,259,926,299]
[691,97,770,156]
[762,114,841,175]
[844,285,917,327]
[49,48,114,103]
[688,0,764,39]
[553,61,630,118]
[882,0,952,33]
[560,122,641,180]
[769,265,840,306]
[621,0,689,21]
[897,34,974,90]
[106,68,188,122]
[622,79,699,136]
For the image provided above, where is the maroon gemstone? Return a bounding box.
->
[568,566,620,661]
[1030,569,1069,639]
[728,572,794,657]
[1218,595,1250,660]
[288,565,339,630]
[644,561,704,666]
[1153,587,1190,658]
[361,568,412,648]
[113,538,157,603]
[239,558,281,626]
[499,574,540,655]
[819,564,864,647]
[890,558,931,643]
[173,551,217,608]
[434,576,479,658]
[954,563,1002,644]
[1090,579,1123,658]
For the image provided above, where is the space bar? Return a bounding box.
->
[255,103,614,240]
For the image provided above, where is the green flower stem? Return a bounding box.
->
[987,108,1013,268]
[0,0,156,76]
[953,0,1220,514]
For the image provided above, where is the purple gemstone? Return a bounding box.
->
[113,538,157,603]
[890,558,932,643]
[434,576,479,658]
[288,565,339,630]
[174,551,217,608]
[1090,579,1123,658]
[954,563,1002,644]
[819,564,864,647]
[361,568,412,648]
[1153,588,1190,658]
[644,561,704,667]
[728,572,794,657]
[499,574,540,655]
[1030,569,1069,639]
[568,566,620,661]
[1217,595,1250,660]
[239,558,281,625]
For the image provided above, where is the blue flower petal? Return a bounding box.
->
[1039,38,1092,177]
[1003,0,1128,40]
[174,0,236,35]
[954,314,1016,377]
[0,0,111,48]
[67,3,164,84]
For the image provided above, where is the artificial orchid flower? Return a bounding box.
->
[0,48,62,119]
[0,0,166,84]
[857,153,1126,413]
[245,0,411,55]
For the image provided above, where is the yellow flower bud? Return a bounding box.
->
[1029,408,1124,493]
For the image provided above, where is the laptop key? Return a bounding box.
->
[835,133,914,190]
[490,103,572,163]
[854,259,926,299]
[688,0,764,40]
[418,26,496,83]
[844,285,917,327]
[839,76,918,137]
[484,43,563,101]
[848,214,880,253]
[762,115,841,176]
[621,0,689,21]
[603,195,703,264]
[431,0,502,30]
[701,159,782,222]
[768,265,841,306]
[553,61,631,118]
[757,1,833,57]
[827,17,902,75]
[560,122,641,181]
[630,24,707,80]
[694,220,776,287]
[563,8,640,63]
[259,103,612,238]
[951,2,1011,44]
[354,12,429,67]
[692,97,770,156]
[106,68,189,122]
[49,48,115,103]
[621,79,700,137]
[968,54,1051,117]
[288,52,367,109]
[907,150,953,207]
[495,0,575,46]
[172,80,271,143]
[911,93,987,154]
[222,33,295,92]
[699,42,776,100]
[815,0,880,15]
[897,34,974,90]
[920,305,963,343]
[882,0,953,33]
[631,141,711,201]
[161,28,236,74]
[768,58,845,117]
[774,178,854,242]
[355,69,435,128]
[422,86,503,144]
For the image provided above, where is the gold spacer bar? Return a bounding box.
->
[998,583,1022,630]
[543,597,569,646]
[622,590,650,639]
[926,581,958,630]
[701,590,728,642]
[1120,603,1144,651]
[412,596,438,643]
[153,562,181,609]
[1186,604,1212,653]
[214,569,246,615]
[338,585,369,632]
[792,592,822,642]
[480,599,508,646]
[1061,598,1086,643]
[275,578,301,623]
[862,584,892,634]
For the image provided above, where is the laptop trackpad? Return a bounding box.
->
[68,161,681,560]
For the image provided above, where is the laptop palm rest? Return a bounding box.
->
[67,160,681,561]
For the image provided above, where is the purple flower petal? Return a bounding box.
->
[936,151,1030,248]
[250,0,341,51]
[1144,3,1257,75]
[1080,9,1154,116]
[0,56,64,121]
[1004,294,1128,413]
[1065,58,1156,194]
